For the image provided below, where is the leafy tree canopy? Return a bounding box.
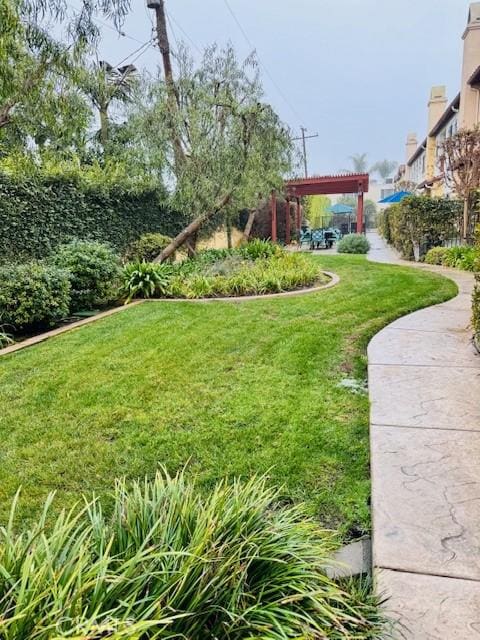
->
[305,195,332,228]
[131,44,293,258]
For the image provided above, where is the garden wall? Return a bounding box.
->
[0,172,186,262]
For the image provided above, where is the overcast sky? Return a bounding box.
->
[93,0,469,174]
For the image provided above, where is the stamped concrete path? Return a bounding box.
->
[366,232,480,639]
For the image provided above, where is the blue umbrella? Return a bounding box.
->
[327,203,355,214]
[378,190,412,204]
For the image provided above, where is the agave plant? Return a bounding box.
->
[122,261,173,303]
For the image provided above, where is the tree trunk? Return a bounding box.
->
[226,215,232,249]
[463,196,470,242]
[99,107,109,147]
[154,192,232,263]
[242,208,257,243]
[187,231,198,258]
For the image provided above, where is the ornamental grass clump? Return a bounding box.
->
[166,252,323,298]
[0,472,386,639]
[424,245,477,271]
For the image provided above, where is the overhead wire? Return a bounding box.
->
[221,0,306,127]
[166,10,203,55]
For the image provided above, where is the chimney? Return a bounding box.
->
[427,86,447,132]
[405,132,418,163]
[459,2,480,128]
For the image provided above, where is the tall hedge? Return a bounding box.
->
[378,196,462,260]
[0,172,187,262]
[473,225,480,349]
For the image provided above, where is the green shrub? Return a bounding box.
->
[424,246,449,265]
[424,245,477,271]
[0,263,71,329]
[239,238,281,260]
[0,472,385,639]
[122,261,173,303]
[124,233,173,262]
[337,234,370,254]
[50,240,121,311]
[473,226,480,348]
[167,253,323,298]
[442,246,477,271]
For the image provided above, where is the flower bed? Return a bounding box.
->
[123,241,327,301]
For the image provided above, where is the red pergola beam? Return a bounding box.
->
[285,173,369,198]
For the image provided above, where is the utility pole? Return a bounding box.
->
[292,127,319,178]
[146,0,185,169]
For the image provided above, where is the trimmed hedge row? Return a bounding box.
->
[377,196,462,260]
[0,172,186,262]
[474,226,480,349]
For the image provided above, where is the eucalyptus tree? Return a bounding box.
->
[132,44,293,261]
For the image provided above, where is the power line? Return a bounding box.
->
[114,39,153,68]
[166,10,203,55]
[65,1,147,45]
[166,12,181,54]
[222,0,306,126]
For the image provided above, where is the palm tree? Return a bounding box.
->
[344,153,369,173]
[83,60,137,147]
[371,159,398,180]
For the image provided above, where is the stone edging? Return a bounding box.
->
[0,271,338,358]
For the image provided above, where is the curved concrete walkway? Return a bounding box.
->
[367,232,480,639]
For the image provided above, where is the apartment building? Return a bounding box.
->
[401,2,480,195]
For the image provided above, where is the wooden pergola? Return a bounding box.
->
[271,173,370,243]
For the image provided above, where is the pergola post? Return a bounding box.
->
[285,197,291,244]
[296,198,301,237]
[271,190,277,242]
[357,187,364,234]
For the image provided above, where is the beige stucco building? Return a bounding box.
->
[401,3,480,195]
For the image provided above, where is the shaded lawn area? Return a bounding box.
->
[0,256,457,537]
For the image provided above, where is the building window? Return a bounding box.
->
[381,188,394,200]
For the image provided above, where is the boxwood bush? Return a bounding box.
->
[49,240,121,311]
[123,233,173,263]
[337,233,370,254]
[0,263,71,329]
[0,472,386,639]
[424,246,449,265]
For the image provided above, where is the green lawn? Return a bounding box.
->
[0,256,456,537]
